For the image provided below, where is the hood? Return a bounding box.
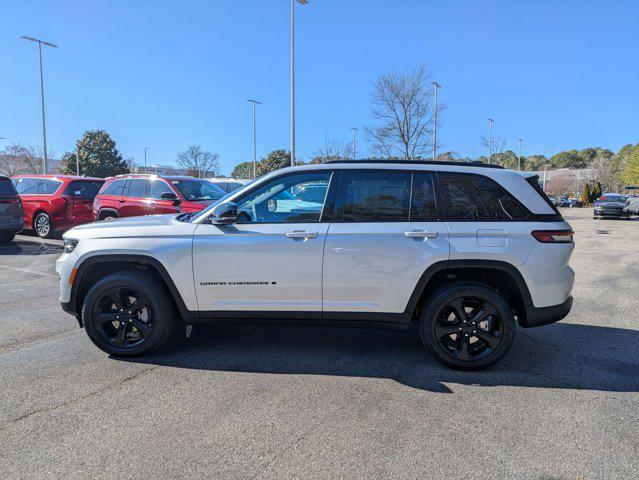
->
[64,214,196,239]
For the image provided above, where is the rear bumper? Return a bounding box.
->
[0,220,24,234]
[521,295,573,328]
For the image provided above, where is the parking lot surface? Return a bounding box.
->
[1,208,638,479]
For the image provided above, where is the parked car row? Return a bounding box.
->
[1,173,245,242]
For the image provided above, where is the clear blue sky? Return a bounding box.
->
[1,0,638,175]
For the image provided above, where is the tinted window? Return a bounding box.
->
[235,172,331,224]
[337,171,410,222]
[126,179,149,198]
[438,172,531,221]
[149,180,174,199]
[0,178,17,196]
[62,180,103,199]
[37,179,62,194]
[101,179,128,196]
[13,178,39,194]
[294,184,328,204]
[171,179,225,201]
[411,172,438,221]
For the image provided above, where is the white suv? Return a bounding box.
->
[57,161,574,370]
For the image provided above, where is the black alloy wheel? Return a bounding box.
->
[433,296,504,362]
[82,271,175,356]
[92,287,154,349]
[419,282,515,370]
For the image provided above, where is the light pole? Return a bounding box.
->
[487,118,494,164]
[517,138,523,171]
[543,164,548,192]
[76,142,80,176]
[350,127,358,159]
[247,99,262,179]
[291,0,308,167]
[431,81,441,161]
[21,36,57,175]
[144,147,149,173]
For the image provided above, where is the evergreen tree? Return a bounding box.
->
[581,183,591,205]
[61,130,129,178]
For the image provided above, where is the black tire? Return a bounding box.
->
[419,281,516,370]
[81,271,176,356]
[0,232,16,244]
[34,212,53,238]
[99,210,118,221]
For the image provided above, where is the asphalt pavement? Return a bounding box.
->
[1,209,638,479]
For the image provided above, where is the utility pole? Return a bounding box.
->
[21,36,57,174]
[291,0,308,167]
[350,127,358,159]
[247,99,262,179]
[431,82,441,161]
[488,118,494,164]
[144,147,148,173]
[518,138,523,171]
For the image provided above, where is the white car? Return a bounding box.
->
[206,177,249,194]
[57,160,575,370]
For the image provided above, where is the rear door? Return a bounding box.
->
[62,180,104,225]
[322,169,450,317]
[119,179,151,217]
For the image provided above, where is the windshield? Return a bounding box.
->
[597,196,626,203]
[170,179,225,201]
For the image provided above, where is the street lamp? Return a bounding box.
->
[431,82,441,161]
[487,118,494,164]
[291,0,308,167]
[76,141,81,176]
[21,36,57,175]
[144,147,149,173]
[350,127,358,159]
[518,138,523,171]
[247,99,262,179]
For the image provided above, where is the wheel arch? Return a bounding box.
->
[97,208,119,220]
[406,260,533,327]
[69,254,194,325]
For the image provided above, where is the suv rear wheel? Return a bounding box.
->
[82,271,176,356]
[419,282,515,370]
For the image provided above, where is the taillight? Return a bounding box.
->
[531,230,574,243]
[0,196,20,204]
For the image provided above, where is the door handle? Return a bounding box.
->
[285,231,319,239]
[404,230,438,239]
[118,198,125,203]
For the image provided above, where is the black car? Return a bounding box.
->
[0,175,24,243]
[558,197,583,208]
[593,194,630,219]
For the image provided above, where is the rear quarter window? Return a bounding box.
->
[100,179,128,196]
[438,172,532,221]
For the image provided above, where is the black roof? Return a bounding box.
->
[324,159,504,169]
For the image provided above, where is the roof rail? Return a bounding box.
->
[323,159,504,169]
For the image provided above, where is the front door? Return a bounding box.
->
[322,170,450,316]
[193,170,334,313]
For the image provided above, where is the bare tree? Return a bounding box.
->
[0,143,53,176]
[365,65,442,159]
[310,136,354,164]
[176,145,220,178]
[545,171,574,196]
[480,134,507,156]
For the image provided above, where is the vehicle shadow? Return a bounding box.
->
[0,238,63,256]
[119,322,639,393]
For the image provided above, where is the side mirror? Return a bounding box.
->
[161,191,181,205]
[208,201,237,224]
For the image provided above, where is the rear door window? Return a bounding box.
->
[13,177,39,194]
[126,179,149,198]
[335,171,411,222]
[37,179,62,195]
[411,172,439,221]
[438,172,531,221]
[101,179,128,196]
[63,180,104,199]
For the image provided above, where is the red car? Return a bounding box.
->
[93,174,226,221]
[12,175,104,238]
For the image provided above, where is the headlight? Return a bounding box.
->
[63,239,79,254]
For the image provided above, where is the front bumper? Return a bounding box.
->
[594,208,629,218]
[521,295,573,328]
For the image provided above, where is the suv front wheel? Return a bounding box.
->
[82,271,176,356]
[419,282,515,370]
